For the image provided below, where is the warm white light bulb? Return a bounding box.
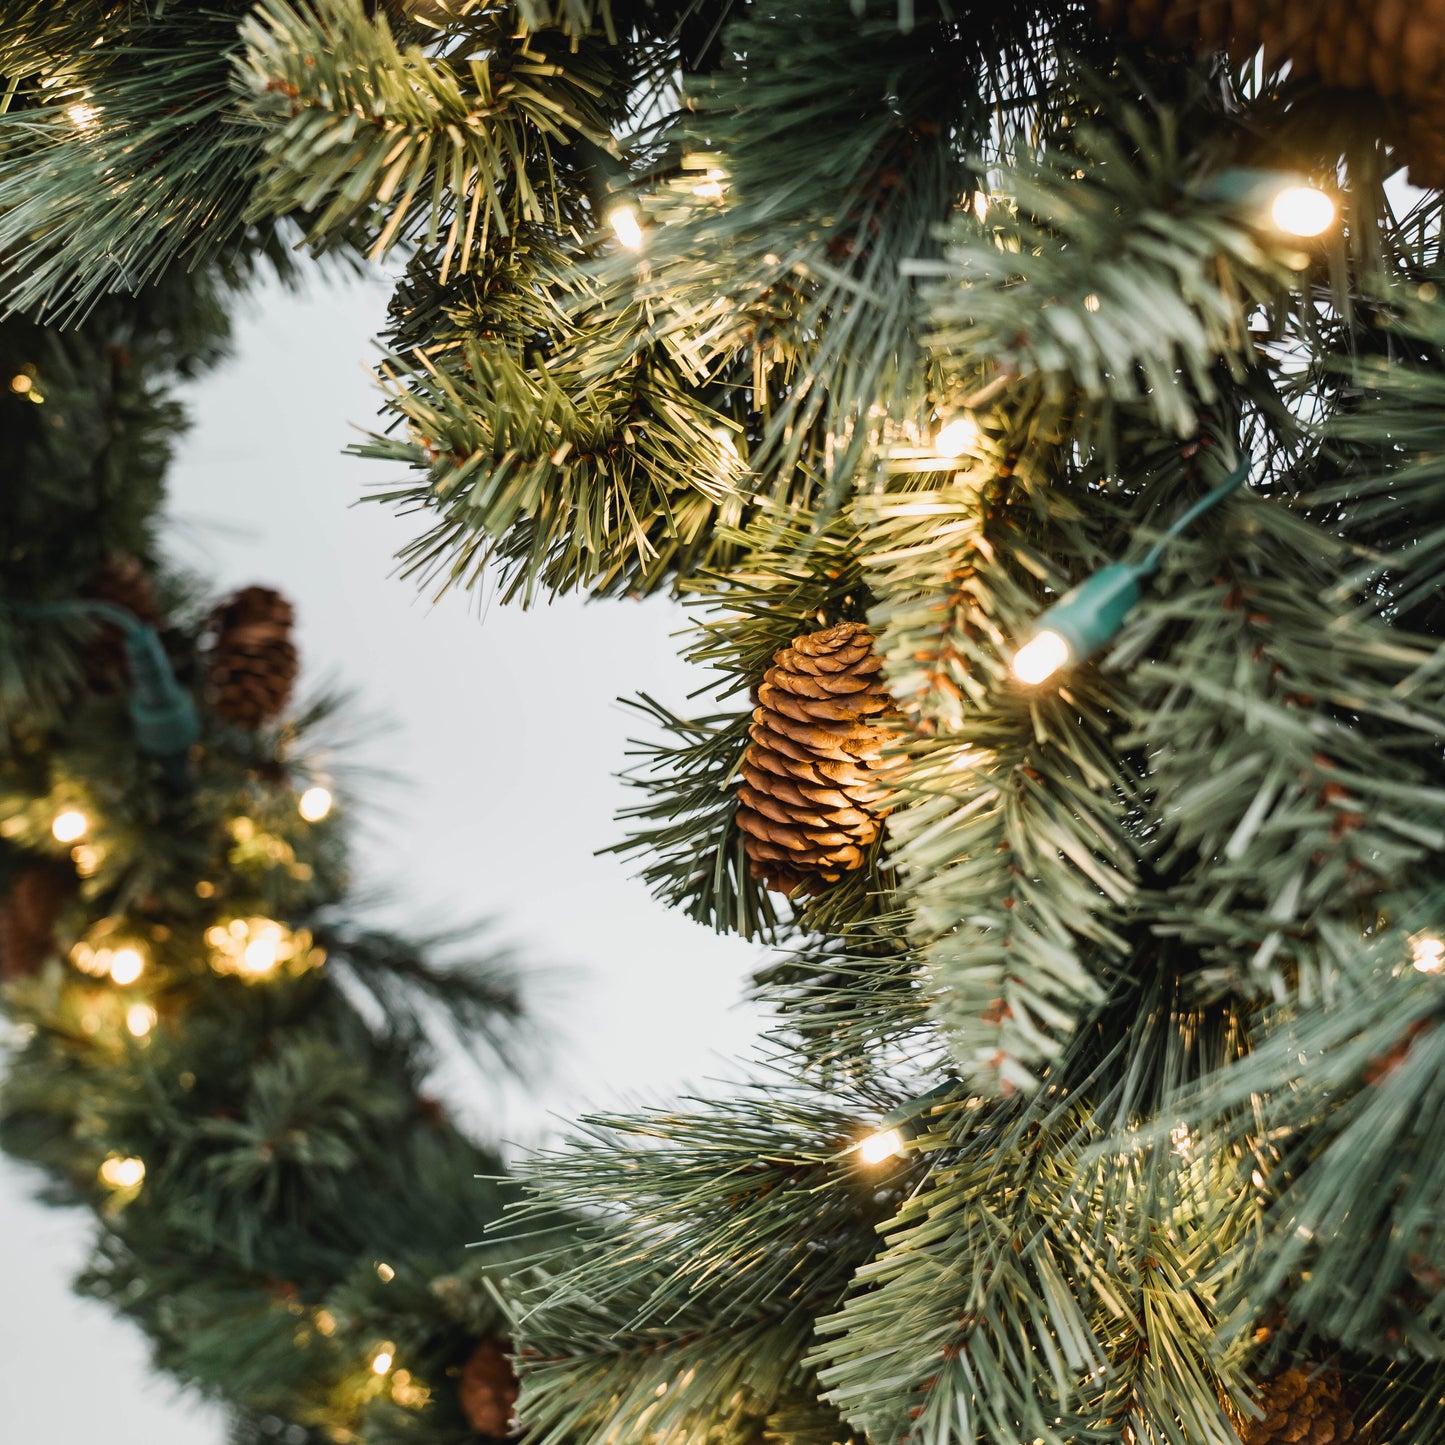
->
[99,1155,145,1189]
[371,1347,395,1376]
[1270,185,1334,238]
[1412,935,1445,974]
[51,808,88,843]
[608,203,644,252]
[857,1127,904,1165]
[10,374,33,394]
[1011,630,1071,685]
[298,786,333,822]
[242,932,281,975]
[934,416,979,458]
[126,1004,157,1038]
[108,946,145,987]
[66,101,99,128]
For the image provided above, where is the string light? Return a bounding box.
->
[70,942,105,977]
[206,917,314,979]
[1011,629,1072,686]
[51,808,89,843]
[99,1155,145,1190]
[856,1127,905,1165]
[1010,564,1145,685]
[854,1081,956,1167]
[10,374,33,394]
[371,1344,396,1376]
[125,1003,158,1038]
[375,1261,395,1282]
[1412,935,1445,974]
[1200,169,1337,241]
[65,100,99,128]
[934,415,980,458]
[391,1369,431,1409]
[298,786,332,822]
[108,946,145,986]
[608,202,644,252]
[1269,185,1335,238]
[1011,459,1251,685]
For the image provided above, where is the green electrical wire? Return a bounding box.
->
[1013,456,1253,682]
[1137,456,1252,577]
[3,597,200,783]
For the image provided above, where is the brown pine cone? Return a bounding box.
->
[206,586,298,729]
[1235,1364,1367,1445]
[737,621,895,897]
[80,555,160,695]
[458,1337,518,1437]
[0,860,76,982]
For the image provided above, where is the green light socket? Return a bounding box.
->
[1036,562,1144,664]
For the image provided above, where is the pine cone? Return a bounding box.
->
[458,1337,518,1437]
[206,586,298,729]
[1092,0,1445,186]
[737,621,895,897]
[1235,1365,1367,1445]
[80,555,160,695]
[0,861,76,982]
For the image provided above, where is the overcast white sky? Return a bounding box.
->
[0,269,769,1443]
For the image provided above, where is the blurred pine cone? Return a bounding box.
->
[1093,0,1445,186]
[737,621,895,897]
[458,1337,518,1437]
[1235,1364,1367,1444]
[0,860,75,982]
[80,554,160,695]
[206,586,298,729]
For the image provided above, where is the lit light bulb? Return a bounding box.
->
[692,172,728,202]
[66,101,99,128]
[1011,629,1071,685]
[1269,185,1335,238]
[608,203,644,252]
[108,946,145,986]
[207,916,309,979]
[10,374,33,394]
[125,1004,157,1038]
[99,1155,145,1190]
[1412,935,1445,974]
[375,1261,395,1282]
[242,932,281,975]
[857,1127,905,1165]
[934,415,979,458]
[371,1345,396,1376]
[51,808,88,843]
[298,786,333,822]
